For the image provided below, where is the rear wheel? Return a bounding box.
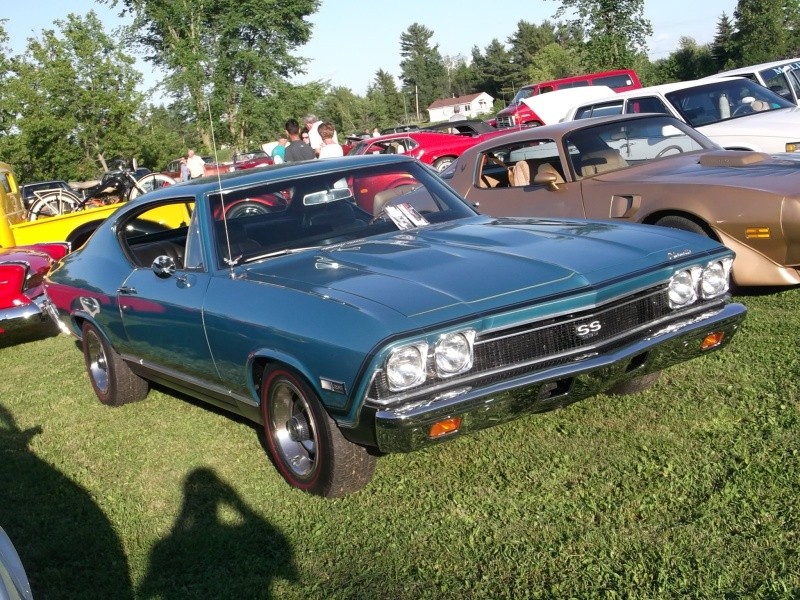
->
[261,365,376,497]
[432,156,456,172]
[28,190,82,220]
[82,322,149,406]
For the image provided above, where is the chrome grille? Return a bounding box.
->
[369,285,671,402]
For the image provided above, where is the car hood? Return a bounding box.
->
[700,107,800,138]
[241,217,713,319]
[592,149,800,196]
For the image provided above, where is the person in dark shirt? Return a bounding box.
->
[283,119,316,162]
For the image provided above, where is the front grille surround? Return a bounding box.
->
[366,284,715,407]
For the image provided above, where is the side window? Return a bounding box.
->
[594,74,634,89]
[477,140,564,189]
[0,173,11,194]
[120,200,195,269]
[625,96,669,115]
[575,101,623,119]
[761,71,791,99]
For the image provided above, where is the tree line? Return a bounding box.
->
[0,0,797,183]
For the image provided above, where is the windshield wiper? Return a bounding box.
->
[243,246,322,263]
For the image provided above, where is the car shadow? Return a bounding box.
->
[136,467,297,599]
[0,404,134,599]
[0,321,61,349]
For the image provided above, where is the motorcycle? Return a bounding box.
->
[27,162,176,221]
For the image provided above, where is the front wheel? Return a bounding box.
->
[261,365,376,497]
[608,371,662,395]
[654,215,709,238]
[82,322,149,406]
[129,173,176,199]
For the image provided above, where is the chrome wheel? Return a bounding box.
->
[85,328,110,395]
[81,322,149,406]
[269,379,318,478]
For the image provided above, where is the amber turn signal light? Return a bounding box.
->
[701,331,725,350]
[429,417,462,438]
[745,227,770,239]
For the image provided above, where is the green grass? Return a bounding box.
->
[1,289,799,599]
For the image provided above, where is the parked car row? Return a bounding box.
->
[11,61,800,502]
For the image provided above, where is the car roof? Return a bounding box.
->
[460,113,690,153]
[136,154,419,200]
[710,58,800,77]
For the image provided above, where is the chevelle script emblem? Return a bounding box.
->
[668,249,692,260]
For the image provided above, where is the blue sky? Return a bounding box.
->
[4,0,738,95]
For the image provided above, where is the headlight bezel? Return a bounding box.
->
[434,330,476,378]
[385,342,428,392]
[384,329,476,392]
[669,258,732,309]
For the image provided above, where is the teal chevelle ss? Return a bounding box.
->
[44,154,746,497]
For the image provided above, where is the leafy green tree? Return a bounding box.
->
[525,42,584,82]
[103,0,319,152]
[8,12,143,181]
[506,20,560,84]
[552,0,652,70]
[399,23,448,118]
[733,0,793,65]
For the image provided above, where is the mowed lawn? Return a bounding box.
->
[1,288,798,599]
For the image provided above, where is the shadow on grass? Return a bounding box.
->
[0,404,133,599]
[137,467,297,599]
[0,321,61,349]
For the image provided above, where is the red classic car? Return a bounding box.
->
[348,129,508,172]
[232,150,273,171]
[0,242,68,343]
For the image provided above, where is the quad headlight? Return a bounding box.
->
[434,330,476,377]
[386,343,428,391]
[385,329,476,392]
[668,258,732,309]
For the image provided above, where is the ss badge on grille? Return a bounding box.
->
[575,319,602,337]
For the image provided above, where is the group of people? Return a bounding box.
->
[177,113,343,182]
[270,113,343,164]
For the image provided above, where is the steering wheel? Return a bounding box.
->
[732,103,754,117]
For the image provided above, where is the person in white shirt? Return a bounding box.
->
[304,113,338,156]
[186,149,206,179]
[317,122,344,159]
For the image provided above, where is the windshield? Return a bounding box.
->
[208,160,477,268]
[564,115,714,179]
[510,86,536,106]
[665,79,794,127]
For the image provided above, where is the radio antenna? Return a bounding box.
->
[206,98,239,273]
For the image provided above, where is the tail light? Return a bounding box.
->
[28,242,70,261]
[0,263,30,309]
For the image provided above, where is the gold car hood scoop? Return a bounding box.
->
[698,150,770,167]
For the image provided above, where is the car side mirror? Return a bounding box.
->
[533,171,561,191]
[152,255,177,279]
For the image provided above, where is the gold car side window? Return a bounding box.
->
[477,140,564,189]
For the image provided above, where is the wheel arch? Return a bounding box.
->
[66,221,105,250]
[641,210,720,242]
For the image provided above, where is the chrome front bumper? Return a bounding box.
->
[374,302,746,453]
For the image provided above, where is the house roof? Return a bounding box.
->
[427,92,490,110]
